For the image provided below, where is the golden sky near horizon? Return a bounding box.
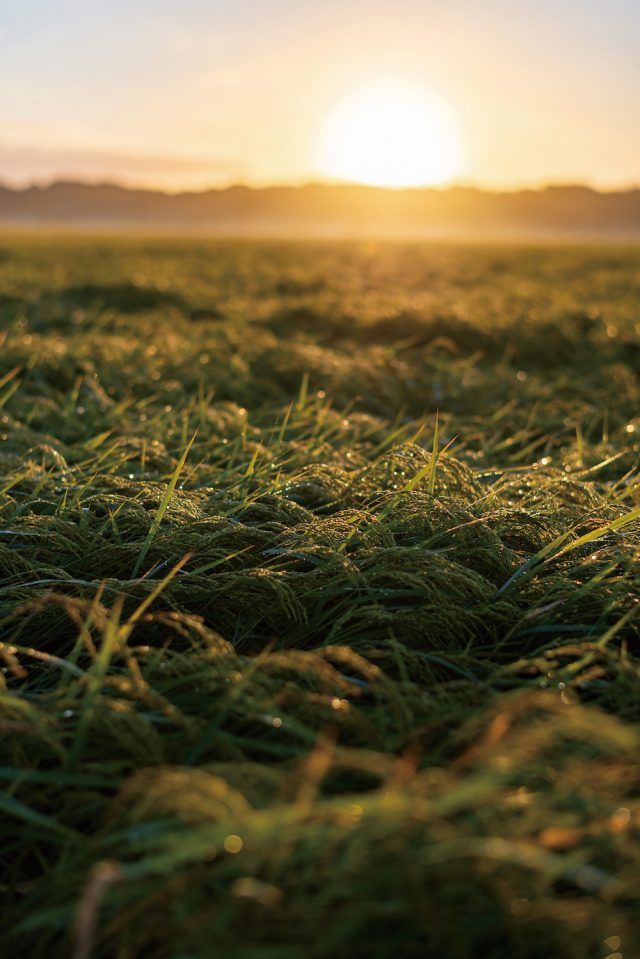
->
[1,0,639,191]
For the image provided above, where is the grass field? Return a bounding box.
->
[1,234,640,958]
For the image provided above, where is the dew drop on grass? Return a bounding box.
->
[224,835,243,854]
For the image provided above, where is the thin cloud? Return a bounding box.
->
[0,141,245,190]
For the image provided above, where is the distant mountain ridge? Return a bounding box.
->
[1,180,639,236]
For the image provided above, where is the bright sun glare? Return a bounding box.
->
[317,83,461,188]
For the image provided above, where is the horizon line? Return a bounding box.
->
[2,177,640,197]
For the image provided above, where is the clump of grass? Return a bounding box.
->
[1,235,640,957]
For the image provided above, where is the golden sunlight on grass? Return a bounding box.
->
[316,82,462,188]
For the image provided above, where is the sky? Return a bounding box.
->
[1,0,639,191]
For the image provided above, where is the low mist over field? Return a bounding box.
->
[1,181,640,238]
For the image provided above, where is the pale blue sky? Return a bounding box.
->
[1,0,638,188]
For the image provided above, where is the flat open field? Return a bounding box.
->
[2,236,640,957]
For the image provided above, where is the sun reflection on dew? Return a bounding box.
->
[224,834,243,854]
[610,808,631,831]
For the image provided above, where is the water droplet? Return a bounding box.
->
[224,835,243,854]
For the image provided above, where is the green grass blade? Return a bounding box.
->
[131,431,197,579]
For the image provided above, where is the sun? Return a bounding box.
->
[316,82,461,188]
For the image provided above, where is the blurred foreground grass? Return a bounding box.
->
[1,235,640,957]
